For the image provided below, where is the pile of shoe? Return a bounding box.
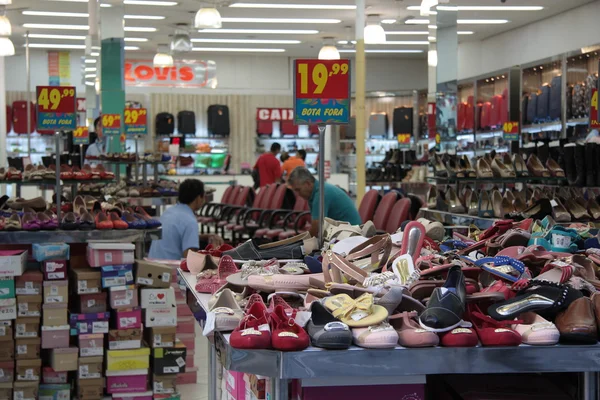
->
[427,185,600,221]
[0,164,115,182]
[366,149,429,183]
[193,216,600,351]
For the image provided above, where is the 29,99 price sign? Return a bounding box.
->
[294,59,350,125]
[36,86,77,131]
[72,126,89,145]
[124,108,148,135]
[102,114,122,136]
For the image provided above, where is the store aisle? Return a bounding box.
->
[179,324,209,400]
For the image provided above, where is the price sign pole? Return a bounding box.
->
[294,59,351,246]
[36,86,77,224]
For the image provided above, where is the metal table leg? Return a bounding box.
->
[273,377,289,400]
[209,341,218,400]
[581,371,598,400]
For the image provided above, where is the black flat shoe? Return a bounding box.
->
[508,198,552,221]
[419,265,466,332]
[306,301,353,350]
[60,212,78,230]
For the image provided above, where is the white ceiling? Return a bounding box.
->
[4,0,596,57]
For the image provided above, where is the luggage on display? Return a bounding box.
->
[177,110,196,134]
[526,93,538,124]
[368,113,389,137]
[6,105,11,133]
[393,107,413,135]
[480,102,492,129]
[155,112,175,135]
[500,89,508,126]
[549,76,562,121]
[207,105,230,137]
[572,83,586,118]
[490,95,502,127]
[340,116,356,139]
[280,120,298,136]
[536,84,551,122]
[457,102,466,131]
[585,74,598,116]
[256,120,273,136]
[465,96,474,131]
[12,101,35,134]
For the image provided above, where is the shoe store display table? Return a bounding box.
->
[417,208,498,230]
[179,269,600,400]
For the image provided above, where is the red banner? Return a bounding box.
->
[256,108,294,121]
[36,86,76,114]
[294,59,350,99]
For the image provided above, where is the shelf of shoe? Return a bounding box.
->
[417,208,497,230]
[566,117,589,126]
[0,179,116,186]
[427,176,567,184]
[474,130,504,140]
[117,196,178,207]
[0,228,162,244]
[522,121,562,133]
[457,147,509,156]
[165,135,229,142]
[102,160,173,165]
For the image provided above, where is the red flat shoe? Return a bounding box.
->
[230,300,271,350]
[110,211,128,230]
[467,305,521,347]
[94,165,115,179]
[60,164,73,180]
[82,164,97,180]
[439,327,478,347]
[269,304,309,351]
[72,166,90,180]
[95,211,114,230]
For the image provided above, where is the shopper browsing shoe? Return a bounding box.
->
[288,167,361,237]
[149,179,224,260]
[253,142,282,187]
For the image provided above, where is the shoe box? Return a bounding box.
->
[0,250,27,277]
[42,304,67,326]
[135,260,174,288]
[79,292,108,314]
[41,325,70,349]
[17,295,42,317]
[109,327,143,350]
[71,268,101,295]
[0,321,13,340]
[78,333,105,357]
[38,383,70,399]
[0,361,14,383]
[32,244,69,263]
[87,243,135,267]
[77,377,105,400]
[42,367,67,384]
[106,369,149,394]
[114,307,143,330]
[0,278,15,299]
[78,356,103,380]
[42,260,68,280]
[153,373,178,394]
[15,270,42,295]
[112,391,154,400]
[69,311,110,335]
[110,285,139,309]
[0,382,11,399]
[0,298,16,321]
[50,347,78,372]
[146,326,176,348]
[16,317,38,339]
[141,287,176,308]
[101,264,135,288]
[13,381,39,400]
[42,280,68,304]
[15,337,40,359]
[151,340,187,375]
[106,346,150,371]
[15,358,41,381]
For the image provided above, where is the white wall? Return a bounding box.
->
[458,1,600,80]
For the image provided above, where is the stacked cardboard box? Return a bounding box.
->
[174,274,196,386]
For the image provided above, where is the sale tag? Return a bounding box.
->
[590,89,600,129]
[503,121,520,141]
[36,86,77,131]
[102,113,122,136]
[294,59,350,125]
[72,126,89,145]
[124,108,148,135]
[397,133,411,148]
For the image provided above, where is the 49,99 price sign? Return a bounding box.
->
[102,114,122,136]
[36,86,77,131]
[124,108,148,135]
[294,59,350,125]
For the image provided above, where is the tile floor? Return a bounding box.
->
[179,323,210,400]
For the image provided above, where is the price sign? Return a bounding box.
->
[397,133,411,148]
[124,108,148,135]
[294,59,350,125]
[503,121,520,141]
[102,114,122,136]
[591,89,600,129]
[36,86,77,131]
[72,126,89,145]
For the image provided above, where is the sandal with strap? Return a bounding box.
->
[345,234,392,273]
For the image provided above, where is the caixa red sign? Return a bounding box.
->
[256,108,294,121]
[125,59,217,88]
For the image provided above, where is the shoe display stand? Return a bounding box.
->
[416,208,497,230]
[103,160,172,186]
[0,179,116,200]
[429,176,567,194]
[179,269,600,400]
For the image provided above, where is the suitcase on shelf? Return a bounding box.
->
[526,93,538,124]
[490,95,503,127]
[155,112,175,135]
[368,113,389,137]
[500,88,508,126]
[566,85,574,120]
[6,105,11,133]
[457,102,466,132]
[256,120,273,136]
[465,96,474,130]
[480,101,492,129]
[536,84,551,122]
[393,107,413,135]
[572,83,586,118]
[549,76,562,121]
[340,116,356,139]
[12,101,35,134]
[207,105,230,137]
[177,110,196,134]
[280,120,298,136]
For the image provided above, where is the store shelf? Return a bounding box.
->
[417,208,497,230]
[117,196,178,206]
[428,175,567,184]
[474,130,504,140]
[457,147,509,156]
[256,137,319,141]
[567,118,589,126]
[102,160,172,165]
[0,228,162,244]
[0,179,116,186]
[522,121,562,133]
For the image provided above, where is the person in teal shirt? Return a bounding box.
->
[288,167,362,237]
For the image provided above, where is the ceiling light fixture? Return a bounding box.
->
[125,46,140,50]
[124,27,157,32]
[338,49,423,53]
[192,47,285,52]
[381,19,397,24]
[125,37,149,42]
[364,15,386,44]
[198,28,318,34]
[405,18,508,24]
[23,11,165,19]
[420,0,438,16]
[428,49,437,66]
[153,44,173,67]
[194,8,222,29]
[124,0,178,5]
[382,40,428,45]
[230,3,355,9]
[220,17,340,24]
[385,30,472,35]
[0,37,14,56]
[85,67,97,72]
[171,30,193,52]
[191,38,300,44]
[0,16,11,36]
[84,59,96,64]
[23,23,157,31]
[26,33,85,40]
[318,37,339,60]
[27,43,85,49]
[337,40,356,44]
[408,5,542,11]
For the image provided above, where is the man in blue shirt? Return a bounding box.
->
[149,179,224,260]
[288,167,362,237]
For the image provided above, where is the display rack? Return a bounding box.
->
[179,270,600,400]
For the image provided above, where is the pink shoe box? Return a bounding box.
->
[106,369,149,394]
[69,312,110,335]
[175,367,197,385]
[0,361,14,383]
[176,317,194,335]
[110,285,139,309]
[185,349,194,369]
[78,334,105,357]
[115,307,142,330]
[42,260,68,280]
[79,292,107,314]
[176,303,192,318]
[87,243,135,268]
[43,304,68,326]
[109,327,143,350]
[225,369,246,400]
[41,325,70,349]
[15,270,42,295]
[42,367,67,384]
[175,333,194,352]
[113,391,153,400]
[43,280,68,305]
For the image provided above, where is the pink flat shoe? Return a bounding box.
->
[352,322,398,349]
[248,273,323,293]
[511,312,559,346]
[389,311,439,348]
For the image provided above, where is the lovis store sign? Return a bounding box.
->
[125,59,217,88]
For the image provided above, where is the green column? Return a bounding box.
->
[101,37,125,153]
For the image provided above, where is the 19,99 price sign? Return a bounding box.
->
[124,108,148,135]
[102,114,122,136]
[294,59,350,125]
[72,126,89,145]
[36,86,77,131]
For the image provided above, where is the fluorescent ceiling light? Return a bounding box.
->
[405,18,508,24]
[198,28,318,34]
[26,33,86,40]
[230,3,355,9]
[337,40,356,44]
[124,15,165,20]
[339,49,423,53]
[84,59,96,64]
[220,17,340,24]
[381,19,397,24]
[90,52,99,56]
[191,38,300,44]
[124,27,157,32]
[23,11,164,19]
[382,40,428,45]
[85,68,97,72]
[458,31,474,35]
[27,43,85,49]
[192,47,285,52]
[125,37,149,42]
[124,0,178,5]
[125,46,140,50]
[85,74,96,78]
[407,5,543,11]
[386,31,428,35]
[405,19,430,24]
[23,23,157,31]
